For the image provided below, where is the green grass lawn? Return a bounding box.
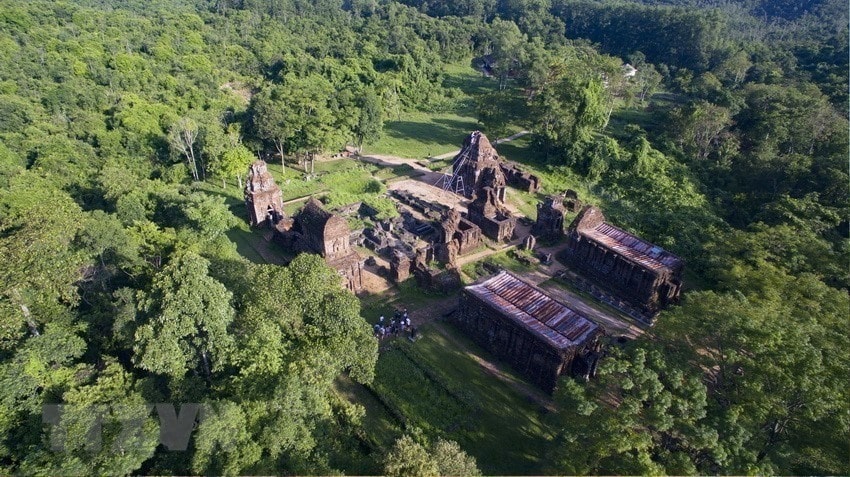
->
[360,281,454,325]
[507,188,540,219]
[371,344,476,434]
[461,249,536,282]
[362,60,526,159]
[333,374,402,457]
[337,319,557,475]
[441,61,497,97]
[362,110,480,159]
[401,322,555,474]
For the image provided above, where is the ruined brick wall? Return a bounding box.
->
[532,196,566,240]
[322,215,353,261]
[244,160,284,227]
[500,163,540,193]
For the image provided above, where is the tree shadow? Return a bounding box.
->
[442,65,494,96]
[431,117,479,133]
[383,117,479,149]
[224,226,291,266]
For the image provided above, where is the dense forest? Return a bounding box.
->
[0,0,846,475]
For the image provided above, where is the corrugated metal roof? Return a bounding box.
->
[465,271,599,350]
[584,223,682,272]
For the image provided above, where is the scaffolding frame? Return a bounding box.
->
[434,131,480,196]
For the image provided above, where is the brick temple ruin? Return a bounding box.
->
[450,131,517,242]
[452,131,507,201]
[276,198,364,293]
[244,160,363,293]
[453,271,604,393]
[435,207,482,267]
[500,161,540,193]
[561,205,683,320]
[532,195,567,241]
[245,160,285,227]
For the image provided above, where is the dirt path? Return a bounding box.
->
[456,244,517,267]
[359,154,450,187]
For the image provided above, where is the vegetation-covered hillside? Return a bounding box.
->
[0,0,846,475]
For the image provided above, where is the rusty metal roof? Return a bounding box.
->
[584,222,682,272]
[465,271,599,350]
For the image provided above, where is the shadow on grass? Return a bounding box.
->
[431,117,479,133]
[225,226,291,265]
[403,322,554,475]
[442,70,494,96]
[497,137,547,167]
[383,119,476,147]
[225,228,265,264]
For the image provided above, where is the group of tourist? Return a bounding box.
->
[374,308,413,340]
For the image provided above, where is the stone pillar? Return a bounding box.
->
[390,251,411,283]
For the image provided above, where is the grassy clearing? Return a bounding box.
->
[507,188,540,219]
[224,228,265,263]
[222,222,292,265]
[403,322,555,474]
[461,249,536,282]
[334,374,402,449]
[363,60,524,159]
[338,319,556,475]
[360,281,454,325]
[371,345,475,434]
[606,106,662,141]
[363,110,480,159]
[441,61,496,97]
[260,160,412,203]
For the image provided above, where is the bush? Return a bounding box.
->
[362,196,398,220]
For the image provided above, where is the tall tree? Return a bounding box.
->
[169,117,201,181]
[353,90,383,151]
[20,362,159,476]
[0,172,86,341]
[216,144,255,189]
[134,250,235,380]
[384,434,481,477]
[668,101,735,162]
[487,19,526,90]
[252,85,293,174]
[384,434,439,477]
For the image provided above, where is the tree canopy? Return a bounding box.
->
[0,0,845,474]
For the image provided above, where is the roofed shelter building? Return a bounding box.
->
[453,271,604,393]
[562,206,683,319]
